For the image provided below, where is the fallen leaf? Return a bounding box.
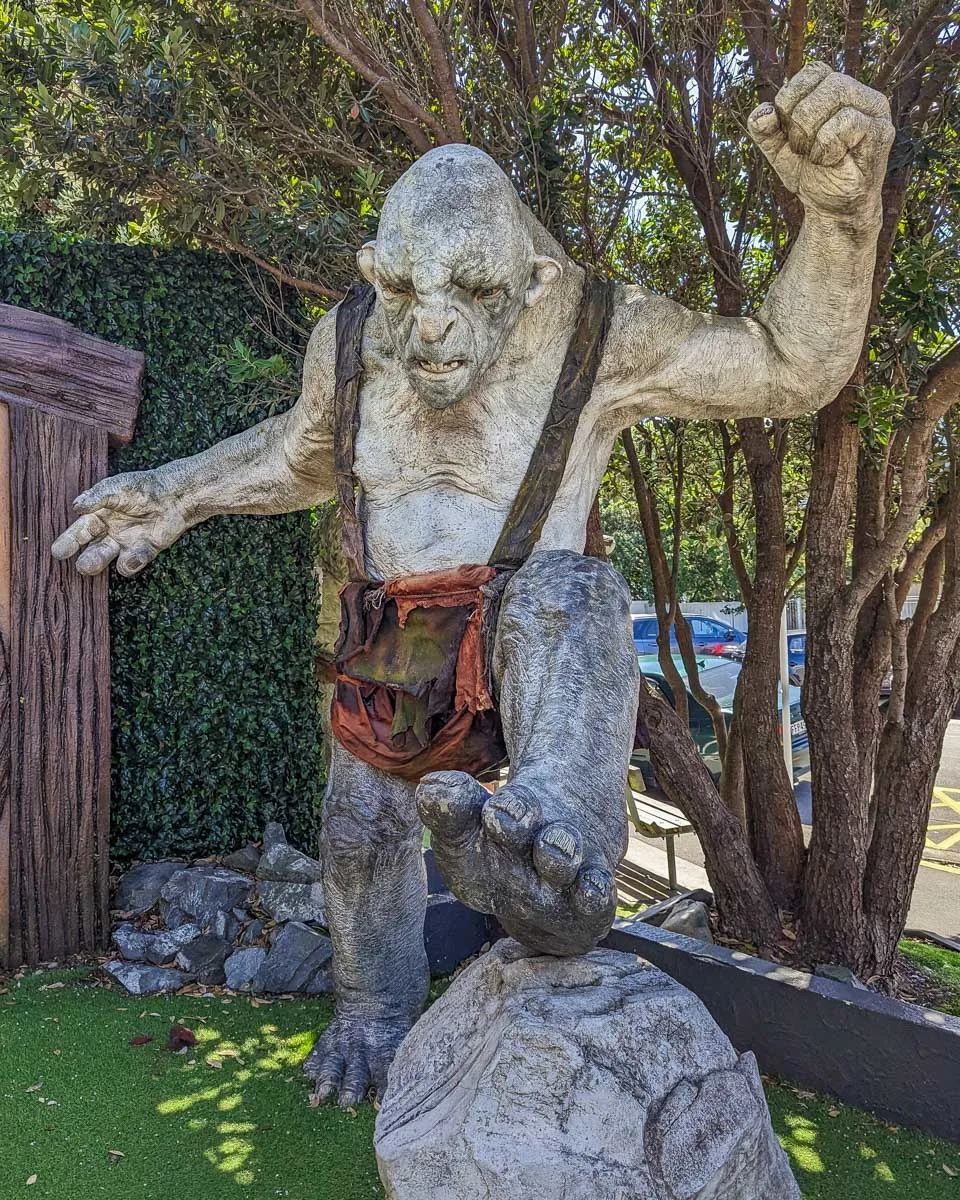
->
[166,1025,197,1052]
[827,1108,840,1117]
[52,1049,61,1056]
[25,1083,42,1093]
[943,1164,958,1178]
[26,1174,37,1185]
[38,981,64,991]
[794,1090,815,1100]
[206,1056,223,1069]
[129,1035,153,1046]
[107,1149,124,1161]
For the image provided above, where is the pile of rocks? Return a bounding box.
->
[103,823,333,996]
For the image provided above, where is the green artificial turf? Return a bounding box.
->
[899,939,960,1016]
[0,968,379,1199]
[1,968,958,1198]
[766,1079,960,1198]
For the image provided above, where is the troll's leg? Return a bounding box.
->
[418,549,639,955]
[304,741,429,1105]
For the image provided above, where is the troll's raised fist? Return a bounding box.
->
[748,62,895,219]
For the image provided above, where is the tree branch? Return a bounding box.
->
[202,236,345,301]
[410,0,464,141]
[845,344,960,616]
[298,0,446,151]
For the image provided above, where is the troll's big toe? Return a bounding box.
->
[417,771,619,957]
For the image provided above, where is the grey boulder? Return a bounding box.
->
[659,899,714,943]
[224,947,268,992]
[239,918,266,947]
[256,881,326,926]
[375,939,800,1200]
[221,844,261,875]
[814,963,869,991]
[103,960,194,995]
[175,935,232,986]
[160,866,253,927]
[114,862,184,915]
[113,922,201,965]
[256,825,323,884]
[211,909,242,944]
[255,921,333,994]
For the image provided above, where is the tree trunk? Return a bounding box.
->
[637,680,781,948]
[798,389,870,965]
[736,418,805,909]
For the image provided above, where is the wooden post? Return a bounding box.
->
[0,304,143,968]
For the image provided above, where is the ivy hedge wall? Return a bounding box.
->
[0,231,324,865]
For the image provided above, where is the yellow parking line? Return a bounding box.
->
[932,788,960,815]
[920,859,960,874]
[926,830,960,851]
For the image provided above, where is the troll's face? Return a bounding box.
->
[358,146,561,409]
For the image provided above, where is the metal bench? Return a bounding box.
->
[625,771,694,891]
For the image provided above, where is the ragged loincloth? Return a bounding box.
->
[326,564,508,782]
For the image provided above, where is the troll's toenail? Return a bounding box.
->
[494,795,527,822]
[542,827,577,857]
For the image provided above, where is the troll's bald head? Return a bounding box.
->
[358,145,562,408]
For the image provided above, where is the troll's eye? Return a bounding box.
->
[379,281,411,301]
[476,286,504,302]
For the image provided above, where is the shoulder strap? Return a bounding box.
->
[489,273,615,568]
[333,281,377,582]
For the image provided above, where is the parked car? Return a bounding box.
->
[633,653,809,788]
[786,631,806,683]
[632,614,746,657]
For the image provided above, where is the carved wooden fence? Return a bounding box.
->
[0,304,143,968]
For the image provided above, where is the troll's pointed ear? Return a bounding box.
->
[524,255,562,309]
[357,241,377,284]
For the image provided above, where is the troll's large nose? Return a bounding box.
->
[415,300,456,345]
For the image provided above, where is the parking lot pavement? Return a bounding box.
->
[635,720,960,939]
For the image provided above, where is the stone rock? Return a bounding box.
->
[255,921,333,994]
[659,899,714,944]
[103,960,194,995]
[239,919,265,947]
[211,910,242,944]
[113,862,184,915]
[113,922,201,964]
[256,826,323,884]
[221,844,261,875]
[262,822,287,851]
[144,924,203,965]
[112,923,154,962]
[224,947,268,992]
[175,935,232,986]
[814,963,869,991]
[162,904,189,929]
[375,939,800,1200]
[256,880,326,926]
[160,866,253,927]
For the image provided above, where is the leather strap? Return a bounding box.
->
[489,273,615,567]
[333,281,376,582]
